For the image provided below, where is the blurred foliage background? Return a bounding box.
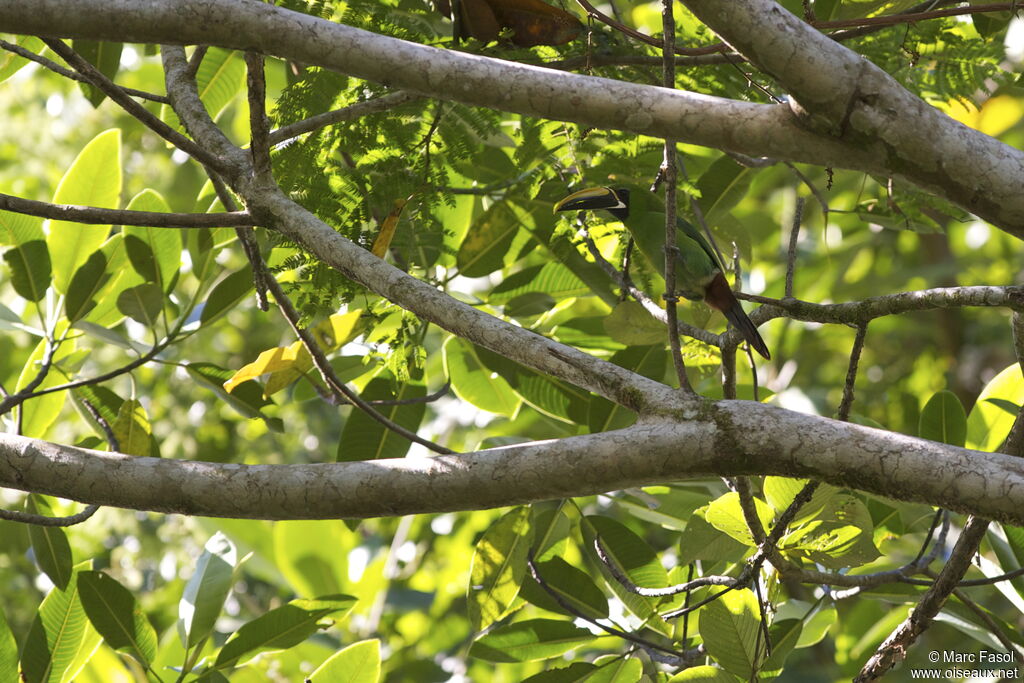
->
[0,0,1023,680]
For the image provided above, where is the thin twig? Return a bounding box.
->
[0,38,169,103]
[784,197,804,298]
[42,39,230,175]
[269,92,421,146]
[659,0,692,394]
[837,323,869,421]
[0,503,100,527]
[245,51,273,181]
[854,516,991,682]
[528,551,699,665]
[738,286,1024,325]
[0,192,252,228]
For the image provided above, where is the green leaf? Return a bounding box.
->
[111,398,154,457]
[762,477,836,525]
[457,202,523,277]
[0,604,17,683]
[520,556,609,619]
[522,662,597,682]
[667,665,740,682]
[468,619,594,662]
[760,618,803,677]
[603,301,665,346]
[21,561,101,683]
[116,283,164,328]
[214,596,356,669]
[15,326,77,439]
[71,41,123,107]
[307,638,381,683]
[336,377,427,461]
[272,521,351,598]
[26,495,73,591]
[705,492,774,546]
[185,362,277,428]
[919,390,967,447]
[77,571,157,666]
[474,345,589,424]
[200,266,254,327]
[443,336,520,417]
[80,234,144,327]
[3,239,51,301]
[677,514,748,565]
[695,155,753,229]
[122,189,182,292]
[583,516,670,635]
[468,506,532,631]
[0,35,44,83]
[65,249,110,322]
[178,531,237,648]
[698,588,763,679]
[488,262,588,304]
[779,494,879,569]
[46,128,122,294]
[966,363,1024,452]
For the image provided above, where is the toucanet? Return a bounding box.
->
[553,186,770,360]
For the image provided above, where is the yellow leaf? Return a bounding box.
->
[263,342,313,397]
[224,342,309,395]
[311,309,367,351]
[370,198,410,258]
[943,95,1024,137]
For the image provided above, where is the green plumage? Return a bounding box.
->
[554,186,770,360]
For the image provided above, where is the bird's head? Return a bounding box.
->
[553,186,630,221]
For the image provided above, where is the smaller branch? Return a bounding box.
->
[245,51,273,180]
[659,0,692,395]
[1013,311,1024,378]
[854,515,991,682]
[80,397,120,451]
[369,381,450,406]
[837,323,869,421]
[910,508,946,566]
[0,502,100,527]
[817,2,1022,30]
[784,197,804,298]
[594,538,735,597]
[187,45,208,78]
[0,38,169,103]
[528,551,698,665]
[0,338,57,417]
[0,192,253,228]
[948,582,1024,667]
[268,92,421,146]
[42,39,231,175]
[787,165,832,251]
[739,286,1024,326]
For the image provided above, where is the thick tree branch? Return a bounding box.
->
[3,0,1022,236]
[5,401,1024,521]
[681,0,1024,238]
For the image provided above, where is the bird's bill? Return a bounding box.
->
[552,186,624,213]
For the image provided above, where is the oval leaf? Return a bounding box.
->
[47,128,122,294]
[468,506,532,632]
[78,571,157,666]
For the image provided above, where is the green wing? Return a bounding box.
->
[619,197,721,300]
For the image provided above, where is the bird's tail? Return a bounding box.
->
[704,273,771,360]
